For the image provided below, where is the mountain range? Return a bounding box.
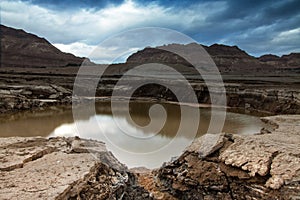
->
[1,24,299,74]
[127,43,300,73]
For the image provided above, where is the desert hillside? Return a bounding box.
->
[0,25,88,68]
[127,43,300,73]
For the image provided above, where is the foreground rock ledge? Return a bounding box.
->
[156,115,300,199]
[0,137,152,200]
[0,115,299,200]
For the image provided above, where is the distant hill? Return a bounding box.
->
[127,43,300,73]
[259,53,300,69]
[0,25,90,68]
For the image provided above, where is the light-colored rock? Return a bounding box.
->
[186,133,226,158]
[220,115,300,189]
[0,152,96,200]
[49,93,60,99]
[50,84,71,94]
[157,115,300,199]
[0,137,152,200]
[0,89,10,95]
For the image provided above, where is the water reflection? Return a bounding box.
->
[0,102,263,168]
[0,108,74,137]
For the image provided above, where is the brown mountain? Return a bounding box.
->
[203,44,263,72]
[0,25,89,68]
[259,53,300,69]
[126,47,191,66]
[126,43,300,73]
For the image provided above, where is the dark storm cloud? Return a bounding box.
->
[23,0,211,10]
[200,0,300,36]
[263,0,300,20]
[22,0,125,10]
[190,0,300,55]
[208,0,268,20]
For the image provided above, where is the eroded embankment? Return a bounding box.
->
[1,77,300,115]
[0,115,299,199]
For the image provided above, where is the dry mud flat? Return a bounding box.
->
[0,115,299,199]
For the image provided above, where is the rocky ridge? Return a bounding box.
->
[0,83,72,114]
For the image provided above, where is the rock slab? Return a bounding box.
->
[0,137,152,200]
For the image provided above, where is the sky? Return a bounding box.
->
[1,0,300,63]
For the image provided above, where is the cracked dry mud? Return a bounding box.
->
[0,115,299,199]
[156,115,300,199]
[0,137,152,200]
